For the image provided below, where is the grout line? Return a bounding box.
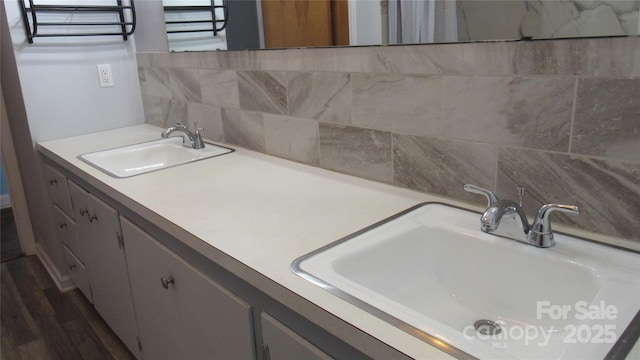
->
[568,77,579,154]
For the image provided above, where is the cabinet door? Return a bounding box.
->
[261,313,332,360]
[121,217,255,360]
[44,164,73,216]
[74,188,140,358]
[63,245,92,302]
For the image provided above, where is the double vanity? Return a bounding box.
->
[37,124,640,359]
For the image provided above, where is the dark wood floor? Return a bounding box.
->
[1,208,22,263]
[1,256,135,360]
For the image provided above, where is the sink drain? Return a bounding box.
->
[474,319,502,336]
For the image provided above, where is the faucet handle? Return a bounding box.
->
[464,184,499,207]
[529,204,579,247]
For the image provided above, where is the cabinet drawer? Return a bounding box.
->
[121,217,255,360]
[261,312,333,360]
[54,206,83,262]
[63,245,92,303]
[44,164,73,216]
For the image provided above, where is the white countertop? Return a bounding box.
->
[38,124,464,359]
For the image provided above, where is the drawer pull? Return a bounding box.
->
[48,178,57,185]
[59,222,67,229]
[69,264,77,271]
[160,276,175,289]
[79,208,89,216]
[88,214,98,223]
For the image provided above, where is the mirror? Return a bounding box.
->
[159,0,640,52]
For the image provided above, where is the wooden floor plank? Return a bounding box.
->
[43,287,82,324]
[63,318,113,360]
[0,264,40,346]
[6,258,55,319]
[16,338,55,360]
[25,255,56,290]
[68,291,136,360]
[1,256,134,360]
[34,315,84,360]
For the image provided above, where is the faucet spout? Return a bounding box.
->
[161,123,205,149]
[480,200,530,242]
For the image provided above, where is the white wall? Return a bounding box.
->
[4,0,144,143]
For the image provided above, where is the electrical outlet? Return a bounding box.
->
[97,64,114,88]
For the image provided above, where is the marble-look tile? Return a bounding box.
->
[168,68,201,102]
[373,43,475,75]
[319,123,393,183]
[512,37,636,77]
[144,67,172,99]
[474,41,517,76]
[237,71,288,115]
[264,114,319,165]
[162,99,188,127]
[393,134,497,204]
[572,78,640,163]
[442,76,574,151]
[148,52,172,68]
[287,72,350,124]
[136,53,151,67]
[351,73,441,135]
[496,148,640,241]
[200,69,240,109]
[141,94,164,127]
[186,102,224,142]
[221,109,266,152]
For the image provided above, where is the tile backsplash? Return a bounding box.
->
[137,37,640,247]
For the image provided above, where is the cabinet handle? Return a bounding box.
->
[79,208,89,216]
[48,178,57,185]
[69,264,76,271]
[88,214,98,223]
[160,276,175,289]
[59,222,67,229]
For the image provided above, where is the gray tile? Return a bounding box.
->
[572,78,640,162]
[496,148,640,241]
[162,99,187,128]
[351,73,441,135]
[141,94,164,127]
[221,109,265,151]
[511,36,635,77]
[287,72,350,124]
[319,123,393,183]
[186,102,224,142]
[264,114,319,164]
[169,68,201,102]
[442,76,574,151]
[393,134,497,204]
[237,71,287,115]
[144,67,172,99]
[373,43,476,75]
[200,69,240,108]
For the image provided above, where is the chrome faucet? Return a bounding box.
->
[161,122,205,149]
[464,184,579,248]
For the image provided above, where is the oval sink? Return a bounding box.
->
[292,203,640,359]
[79,137,233,178]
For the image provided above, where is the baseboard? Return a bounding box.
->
[36,244,75,292]
[0,194,10,209]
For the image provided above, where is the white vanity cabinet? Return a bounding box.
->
[261,312,333,360]
[68,181,141,358]
[121,217,256,360]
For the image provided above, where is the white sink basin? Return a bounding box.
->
[292,203,640,359]
[79,138,233,178]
